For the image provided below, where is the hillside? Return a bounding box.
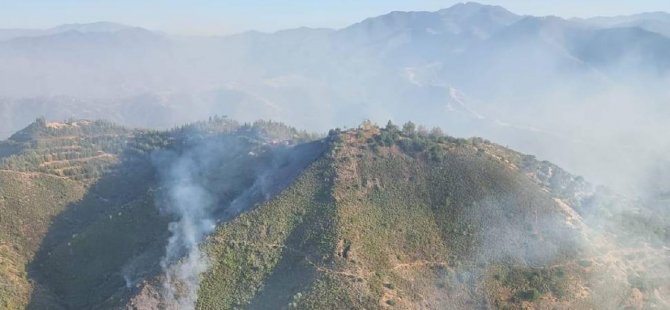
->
[0,117,319,309]
[186,123,668,309]
[0,119,668,309]
[0,118,134,309]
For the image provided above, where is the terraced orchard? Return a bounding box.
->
[0,118,132,182]
[0,119,668,309]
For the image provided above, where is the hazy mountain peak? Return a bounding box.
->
[50,21,135,33]
[439,1,515,16]
[0,21,142,41]
[341,1,520,42]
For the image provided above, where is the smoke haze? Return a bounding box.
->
[154,149,216,309]
[1,3,670,197]
[1,3,669,308]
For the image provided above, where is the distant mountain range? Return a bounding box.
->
[0,2,669,193]
[1,2,669,99]
[0,22,136,41]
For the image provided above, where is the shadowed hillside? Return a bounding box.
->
[0,117,322,309]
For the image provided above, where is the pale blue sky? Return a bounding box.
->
[0,0,669,35]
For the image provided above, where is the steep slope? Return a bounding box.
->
[0,119,133,309]
[0,171,85,309]
[184,125,576,309]
[160,124,666,309]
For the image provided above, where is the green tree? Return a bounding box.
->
[36,117,47,127]
[402,121,416,136]
[385,120,399,132]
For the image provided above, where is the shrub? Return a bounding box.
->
[515,289,541,301]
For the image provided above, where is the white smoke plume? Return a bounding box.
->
[153,146,218,309]
[147,126,321,308]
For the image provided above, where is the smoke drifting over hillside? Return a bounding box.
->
[0,3,669,308]
[150,134,255,308]
[153,148,217,309]
[146,126,324,308]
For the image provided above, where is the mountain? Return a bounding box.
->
[0,117,320,309]
[1,4,669,122]
[0,27,171,99]
[1,3,668,104]
[0,29,45,41]
[0,118,667,309]
[0,2,670,201]
[583,12,670,38]
[50,22,135,34]
[333,2,521,65]
[0,22,136,41]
